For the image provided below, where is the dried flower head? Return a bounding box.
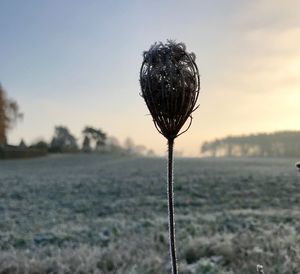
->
[140,40,200,140]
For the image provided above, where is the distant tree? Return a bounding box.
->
[82,126,106,151]
[147,149,156,157]
[0,87,5,145]
[0,84,23,145]
[19,139,27,148]
[124,137,135,154]
[105,136,123,153]
[49,126,78,153]
[82,135,91,152]
[106,136,120,147]
[123,137,153,156]
[30,140,48,150]
[135,144,147,155]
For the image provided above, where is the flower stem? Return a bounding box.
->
[167,138,178,274]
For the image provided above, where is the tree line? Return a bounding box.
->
[0,83,155,157]
[30,125,155,156]
[201,131,300,157]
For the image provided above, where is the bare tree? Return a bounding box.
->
[82,126,107,152]
[124,137,135,154]
[50,126,78,152]
[0,84,23,145]
[82,135,91,152]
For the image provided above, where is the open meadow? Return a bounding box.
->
[0,154,300,274]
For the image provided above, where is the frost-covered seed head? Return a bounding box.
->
[140,40,200,140]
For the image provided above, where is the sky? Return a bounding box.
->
[0,0,299,156]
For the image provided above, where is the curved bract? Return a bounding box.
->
[140,40,200,140]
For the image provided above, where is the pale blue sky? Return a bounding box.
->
[1,1,300,155]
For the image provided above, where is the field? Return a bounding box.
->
[0,154,300,274]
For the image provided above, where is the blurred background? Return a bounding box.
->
[1,0,299,156]
[0,1,300,274]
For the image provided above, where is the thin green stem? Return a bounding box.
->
[167,138,178,274]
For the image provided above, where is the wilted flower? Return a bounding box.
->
[140,40,200,140]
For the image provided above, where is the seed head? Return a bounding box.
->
[140,40,200,140]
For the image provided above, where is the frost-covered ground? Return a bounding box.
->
[0,154,299,274]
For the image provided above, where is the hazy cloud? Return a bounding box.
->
[237,0,300,31]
